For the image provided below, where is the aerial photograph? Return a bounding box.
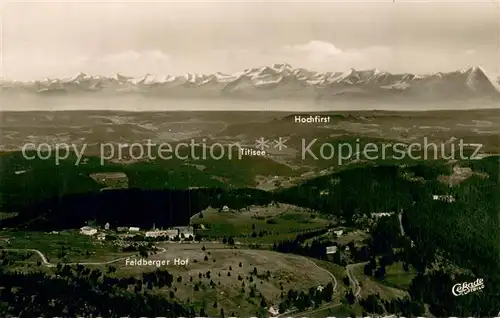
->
[0,0,499,317]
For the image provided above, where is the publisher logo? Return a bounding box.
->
[452,278,485,296]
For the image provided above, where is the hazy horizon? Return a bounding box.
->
[1,95,499,112]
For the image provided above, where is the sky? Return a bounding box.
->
[1,0,500,80]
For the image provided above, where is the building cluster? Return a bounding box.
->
[145,226,194,239]
[432,194,456,203]
[370,212,394,218]
[327,228,344,237]
[79,226,107,240]
[79,223,194,241]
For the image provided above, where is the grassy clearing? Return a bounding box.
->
[89,172,129,189]
[381,262,417,290]
[352,264,409,300]
[0,250,55,274]
[303,228,369,246]
[191,204,331,240]
[0,230,132,263]
[335,230,370,245]
[236,233,301,244]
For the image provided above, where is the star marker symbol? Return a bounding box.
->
[273,137,288,151]
[255,137,270,151]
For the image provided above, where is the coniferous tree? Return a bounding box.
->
[260,297,267,308]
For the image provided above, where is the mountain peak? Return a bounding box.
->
[271,63,292,70]
[461,65,487,75]
[60,72,90,83]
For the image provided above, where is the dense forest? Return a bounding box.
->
[2,187,275,230]
[273,157,500,316]
[402,157,500,316]
[275,163,451,220]
[0,264,195,317]
[2,161,449,229]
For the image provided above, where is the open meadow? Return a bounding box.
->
[191,204,332,243]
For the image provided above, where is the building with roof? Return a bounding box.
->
[80,226,97,236]
[326,246,337,254]
[97,233,106,240]
[172,226,194,238]
[128,227,140,232]
[432,194,455,203]
[333,230,344,236]
[268,306,279,316]
[146,229,179,238]
[370,212,394,218]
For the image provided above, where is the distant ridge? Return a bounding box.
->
[1,64,499,101]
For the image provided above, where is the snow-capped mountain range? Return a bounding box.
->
[1,63,499,101]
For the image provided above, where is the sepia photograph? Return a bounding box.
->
[0,0,499,317]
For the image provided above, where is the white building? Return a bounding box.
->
[146,229,178,238]
[80,226,97,236]
[222,205,229,212]
[370,212,394,218]
[432,195,455,203]
[268,306,279,317]
[97,233,106,241]
[172,226,194,238]
[333,230,344,236]
[326,246,337,254]
[128,227,140,232]
[104,222,110,230]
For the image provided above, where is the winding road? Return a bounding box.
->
[346,262,367,298]
[281,261,367,318]
[1,247,167,268]
[306,258,338,291]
